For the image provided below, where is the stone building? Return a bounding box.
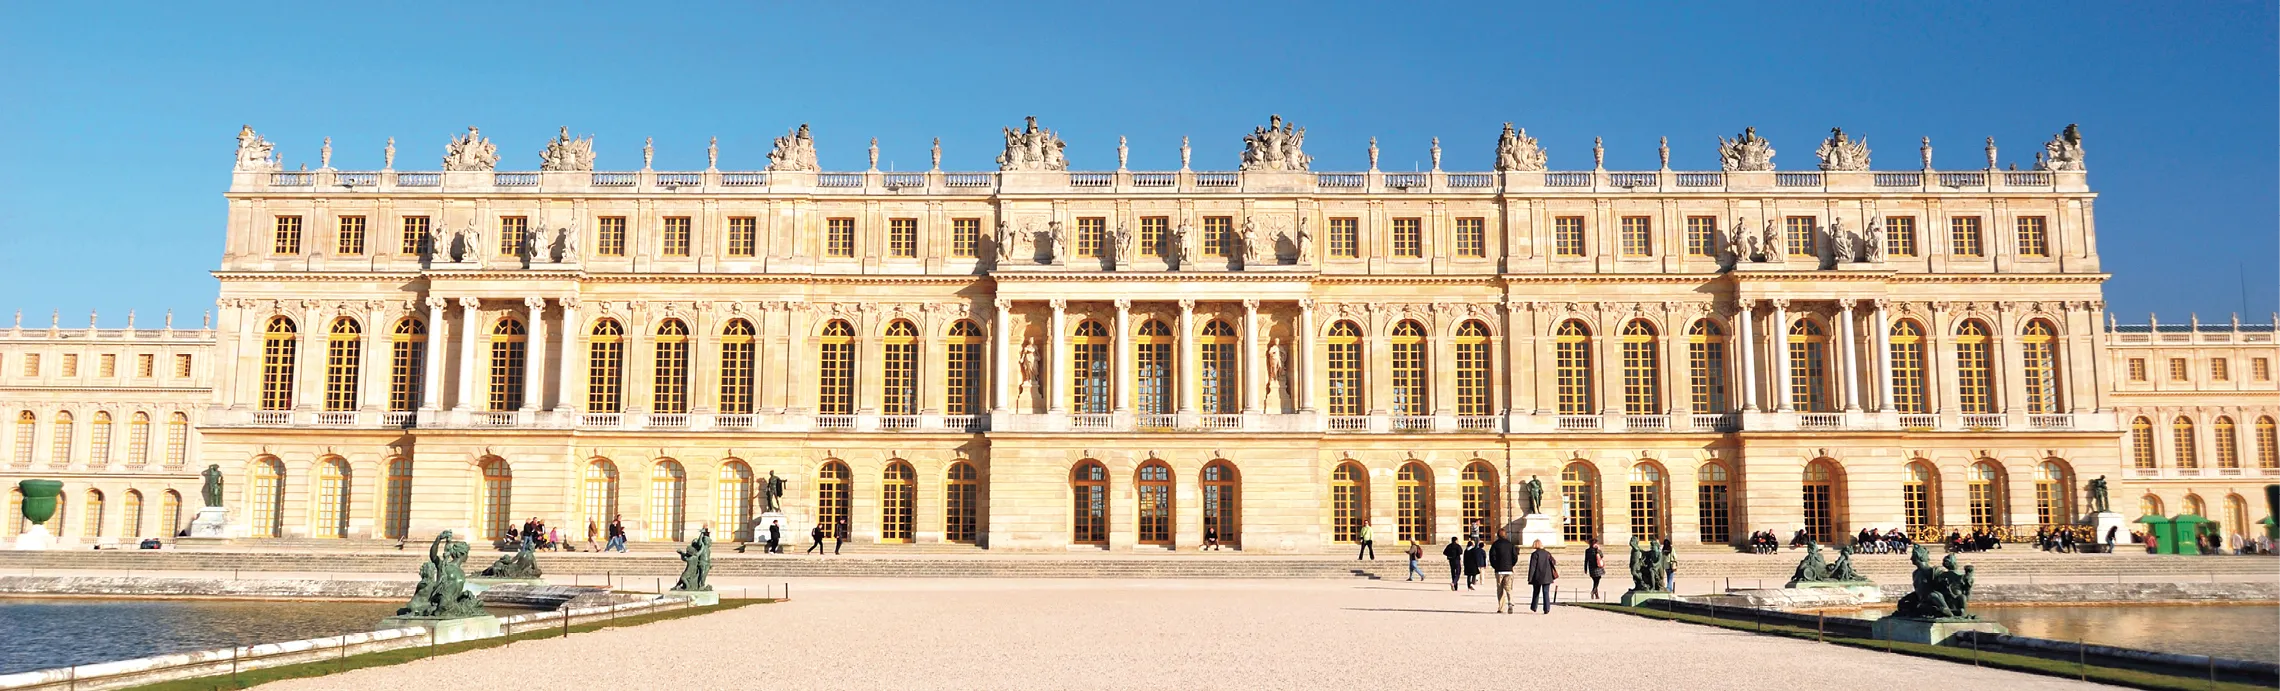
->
[3,119,2274,550]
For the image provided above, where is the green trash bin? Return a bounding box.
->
[2135,514,2174,554]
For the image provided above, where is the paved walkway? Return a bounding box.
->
[265,579,2108,690]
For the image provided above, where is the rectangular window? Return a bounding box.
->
[661,216,691,257]
[1454,217,1485,258]
[2169,358,2189,382]
[889,218,919,258]
[1391,218,1422,258]
[1202,217,1232,256]
[945,335,982,416]
[497,216,528,256]
[400,216,431,255]
[1784,216,1816,257]
[136,353,154,378]
[1074,217,1104,258]
[826,218,855,258]
[2016,216,2049,257]
[1885,216,1918,256]
[2127,358,2146,382]
[173,354,192,378]
[952,218,981,258]
[21,353,38,377]
[1553,216,1585,257]
[60,353,78,377]
[1455,340,1488,416]
[718,335,754,415]
[2212,358,2229,382]
[1138,217,1168,258]
[389,336,423,412]
[1620,216,1652,257]
[336,216,366,255]
[1950,216,1984,257]
[98,353,116,378]
[273,216,303,254]
[597,217,627,256]
[2255,358,2271,381]
[1685,216,1716,257]
[726,217,757,257]
[1328,217,1359,258]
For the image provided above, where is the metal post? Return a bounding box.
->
[1817,612,1824,642]
[2077,639,2086,681]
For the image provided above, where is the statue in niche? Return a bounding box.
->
[1494,123,1546,172]
[1112,224,1134,265]
[556,227,579,263]
[1759,219,1783,264]
[1043,221,1065,264]
[673,527,714,592]
[1265,338,1288,410]
[1239,218,1264,265]
[1239,114,1310,171]
[767,124,819,172]
[519,226,541,264]
[1829,218,1852,267]
[1017,337,1041,409]
[1717,127,1775,172]
[1722,218,1748,264]
[200,464,224,508]
[442,126,499,172]
[1815,127,1871,171]
[1174,222,1197,269]
[399,531,484,618]
[1294,218,1314,264]
[1864,220,1885,262]
[760,471,786,514]
[479,539,542,579]
[538,126,596,172]
[994,221,1029,264]
[234,125,279,172]
[2038,124,2084,171]
[997,116,1069,171]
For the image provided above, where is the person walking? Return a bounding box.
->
[766,520,782,554]
[1489,531,1519,614]
[1405,541,1425,581]
[1660,538,1677,593]
[806,523,825,554]
[1462,540,1485,590]
[1525,540,1558,613]
[605,516,628,553]
[1584,538,1606,600]
[834,518,849,555]
[1356,521,1376,560]
[586,519,599,552]
[1442,537,1464,591]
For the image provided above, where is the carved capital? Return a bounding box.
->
[1242,298,1260,312]
[993,298,1012,313]
[1048,298,1067,312]
[1113,298,1131,311]
[1769,299,1791,311]
[1297,298,1315,311]
[455,297,481,309]
[559,297,582,311]
[1177,299,1195,312]
[524,297,547,310]
[424,297,447,310]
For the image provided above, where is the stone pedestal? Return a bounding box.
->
[1517,514,1561,548]
[186,507,230,538]
[1620,589,1675,607]
[749,512,797,552]
[380,615,503,645]
[1870,616,2009,645]
[2088,511,2128,546]
[10,525,52,551]
[665,590,719,606]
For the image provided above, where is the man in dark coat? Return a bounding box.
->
[1462,540,1486,590]
[1488,531,1519,613]
[1525,540,1558,613]
[1441,537,1464,591]
[766,520,782,554]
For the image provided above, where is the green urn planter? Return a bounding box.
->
[17,479,63,525]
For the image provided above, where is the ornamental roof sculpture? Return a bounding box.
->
[1717,127,1775,171]
[767,124,819,172]
[1239,114,1309,171]
[233,125,279,172]
[538,126,596,172]
[1815,127,1870,171]
[997,116,1068,171]
[2038,123,2084,171]
[441,126,499,171]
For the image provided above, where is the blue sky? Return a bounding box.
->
[1,3,2272,325]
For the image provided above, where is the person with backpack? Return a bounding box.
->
[806,523,826,554]
[1405,541,1425,581]
[1584,538,1606,600]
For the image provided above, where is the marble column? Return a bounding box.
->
[555,298,582,413]
[420,297,445,411]
[454,297,480,412]
[1176,299,1196,414]
[1241,299,1261,414]
[1839,300,1859,411]
[1047,299,1066,414]
[991,299,1011,413]
[1873,300,1894,412]
[1770,299,1792,412]
[1113,299,1132,414]
[522,297,547,412]
[1296,299,1315,413]
[1736,301,1758,412]
[357,304,387,412]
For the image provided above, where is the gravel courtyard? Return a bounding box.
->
[266,578,2106,690]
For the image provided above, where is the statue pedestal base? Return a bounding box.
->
[1620,589,1675,607]
[465,577,544,596]
[664,590,719,606]
[1870,616,2007,646]
[2088,511,2128,546]
[10,525,52,551]
[748,512,797,551]
[186,507,229,538]
[1517,514,1561,548]
[380,615,502,645]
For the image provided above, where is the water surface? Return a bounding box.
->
[0,598,401,675]
[1850,604,2279,664]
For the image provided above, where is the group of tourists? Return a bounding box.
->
[1944,529,2004,553]
[1849,527,1915,554]
[1744,531,1784,553]
[1390,521,1559,614]
[502,517,561,551]
[2031,527,2084,552]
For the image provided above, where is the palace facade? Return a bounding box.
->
[2,119,2274,551]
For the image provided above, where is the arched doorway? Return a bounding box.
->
[817,460,851,539]
[1331,461,1368,543]
[717,460,753,542]
[1071,460,1108,546]
[315,457,350,538]
[1801,459,1843,543]
[1903,460,1940,535]
[1628,462,1665,541]
[2034,460,2074,527]
[1202,460,1239,548]
[1396,462,1432,543]
[1696,463,1731,544]
[1136,461,1173,546]
[479,457,512,540]
[945,461,979,544]
[251,457,285,538]
[1460,461,1498,541]
[882,460,916,543]
[1967,460,2007,529]
[1560,462,1598,544]
[581,458,618,536]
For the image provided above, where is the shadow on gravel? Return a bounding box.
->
[1341,607,1497,615]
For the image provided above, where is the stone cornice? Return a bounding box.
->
[210,270,2114,288]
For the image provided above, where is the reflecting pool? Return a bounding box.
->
[0,598,401,675]
[1850,604,2280,664]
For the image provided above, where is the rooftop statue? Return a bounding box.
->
[1239,114,1310,172]
[1786,541,1830,586]
[1893,545,1979,620]
[1717,127,1776,172]
[767,124,819,172]
[2038,123,2085,171]
[1493,123,1546,171]
[233,125,280,172]
[998,116,1069,172]
[479,539,543,579]
[442,126,499,172]
[1815,127,1871,171]
[537,127,597,172]
[399,531,485,618]
[674,527,713,592]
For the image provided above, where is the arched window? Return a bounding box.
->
[2034,460,2073,527]
[1455,321,1491,416]
[1687,320,1728,413]
[160,490,181,538]
[49,411,72,465]
[1801,460,1842,543]
[1461,461,1499,539]
[650,459,687,542]
[389,317,426,412]
[1788,319,1830,412]
[718,320,755,415]
[1390,320,1427,416]
[2224,494,2249,540]
[123,489,144,538]
[1198,320,1236,414]
[1967,460,2006,529]
[383,457,413,539]
[717,460,753,542]
[1137,320,1175,415]
[1070,321,1111,413]
[1071,460,1107,545]
[817,460,850,539]
[1697,463,1731,544]
[1890,320,1929,414]
[1628,462,1665,541]
[944,322,985,416]
[2130,417,2157,469]
[2257,416,2278,470]
[1955,321,1994,414]
[480,457,511,540]
[2173,416,2199,469]
[315,457,350,538]
[11,411,31,467]
[1560,462,1598,543]
[1384,461,1430,543]
[1555,321,1594,414]
[1331,461,1368,543]
[1203,460,1240,547]
[882,460,916,543]
[90,411,112,465]
[2183,494,2206,517]
[882,321,918,416]
[946,461,980,543]
[1621,320,1661,415]
[325,318,362,412]
[2021,320,2061,414]
[83,489,104,539]
[489,317,527,412]
[2138,494,2162,518]
[127,412,150,467]
[652,320,689,415]
[818,321,855,415]
[1903,461,1939,533]
[260,316,298,411]
[164,412,188,468]
[2213,417,2240,469]
[5,488,19,537]
[581,459,618,536]
[1327,322,1363,416]
[251,457,285,538]
[1136,461,1173,545]
[587,319,625,413]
